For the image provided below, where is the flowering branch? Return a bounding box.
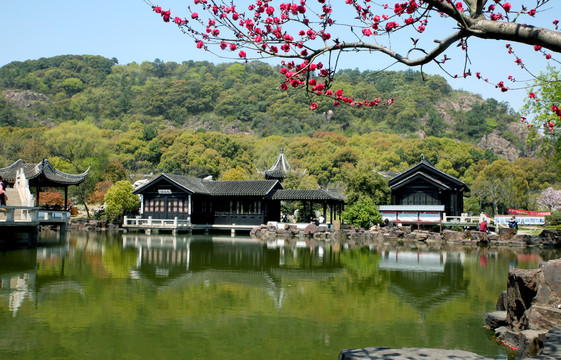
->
[146,0,561,111]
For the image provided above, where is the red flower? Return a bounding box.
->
[534,45,542,51]
[191,12,199,19]
[546,54,552,59]
[239,50,247,58]
[528,9,536,17]
[229,44,237,51]
[310,103,318,110]
[174,17,184,25]
[529,93,536,98]
[153,6,162,14]
[503,2,511,12]
[196,40,204,49]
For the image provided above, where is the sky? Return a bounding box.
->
[2,0,560,115]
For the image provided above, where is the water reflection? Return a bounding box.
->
[1,232,560,360]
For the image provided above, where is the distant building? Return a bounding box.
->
[259,148,304,182]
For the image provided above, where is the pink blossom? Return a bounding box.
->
[196,40,204,49]
[534,45,542,51]
[503,3,511,12]
[310,103,318,110]
[529,93,536,98]
[528,9,536,17]
[229,43,237,51]
[239,50,247,58]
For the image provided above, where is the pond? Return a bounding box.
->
[1,230,560,360]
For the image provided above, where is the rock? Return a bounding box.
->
[517,330,548,359]
[338,347,494,360]
[485,311,507,329]
[477,129,522,162]
[537,325,561,359]
[542,259,561,295]
[442,230,464,242]
[497,291,508,311]
[506,268,541,329]
[495,326,508,339]
[304,224,320,236]
[414,231,430,241]
[500,228,518,239]
[524,306,561,331]
[512,234,533,244]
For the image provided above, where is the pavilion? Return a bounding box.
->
[0,159,89,210]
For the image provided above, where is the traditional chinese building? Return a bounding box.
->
[128,173,344,233]
[0,159,89,210]
[379,156,469,225]
[259,148,304,182]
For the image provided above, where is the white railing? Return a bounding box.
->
[443,213,506,229]
[123,216,191,229]
[37,210,70,222]
[15,167,34,207]
[0,206,39,224]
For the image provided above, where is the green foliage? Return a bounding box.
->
[341,197,382,229]
[104,181,140,222]
[0,56,524,144]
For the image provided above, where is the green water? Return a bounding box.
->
[1,231,559,360]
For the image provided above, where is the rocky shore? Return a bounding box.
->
[484,259,561,359]
[250,223,561,249]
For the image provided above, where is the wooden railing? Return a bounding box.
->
[123,216,192,229]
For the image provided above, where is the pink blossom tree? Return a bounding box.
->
[145,0,560,112]
[537,186,561,211]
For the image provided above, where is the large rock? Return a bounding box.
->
[339,347,493,360]
[485,311,507,329]
[442,229,464,242]
[506,268,541,329]
[517,330,548,359]
[524,306,561,331]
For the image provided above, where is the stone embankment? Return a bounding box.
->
[250,223,561,249]
[485,259,561,359]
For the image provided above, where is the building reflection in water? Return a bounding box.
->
[121,233,343,311]
[379,251,468,316]
[0,244,71,317]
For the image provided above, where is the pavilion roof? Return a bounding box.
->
[271,189,345,202]
[260,148,301,180]
[0,159,89,187]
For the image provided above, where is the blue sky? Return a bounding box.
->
[2,0,560,114]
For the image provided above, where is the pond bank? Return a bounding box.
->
[250,223,561,249]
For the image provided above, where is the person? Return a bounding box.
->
[479,219,489,234]
[281,213,288,223]
[319,215,325,224]
[0,176,7,206]
[508,216,518,230]
[383,218,390,227]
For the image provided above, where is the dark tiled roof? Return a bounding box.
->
[205,180,280,196]
[0,159,89,186]
[134,174,281,197]
[390,171,451,191]
[388,156,469,191]
[165,174,212,195]
[272,189,345,202]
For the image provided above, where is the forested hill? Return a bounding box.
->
[0,54,525,147]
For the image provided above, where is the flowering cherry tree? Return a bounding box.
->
[537,186,561,211]
[145,0,560,112]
